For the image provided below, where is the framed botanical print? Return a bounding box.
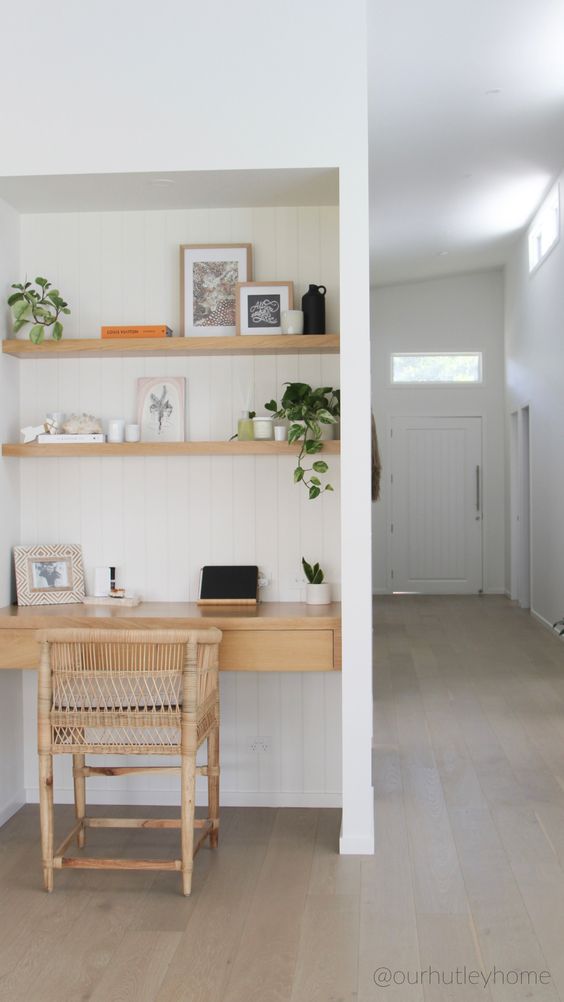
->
[236,281,294,336]
[180,243,253,337]
[138,376,186,442]
[14,544,85,606]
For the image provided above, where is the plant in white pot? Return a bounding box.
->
[302,557,331,605]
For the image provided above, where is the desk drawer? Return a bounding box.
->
[219,629,335,671]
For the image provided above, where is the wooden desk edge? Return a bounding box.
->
[0,602,342,673]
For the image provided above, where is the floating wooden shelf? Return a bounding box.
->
[1,334,340,359]
[2,440,341,458]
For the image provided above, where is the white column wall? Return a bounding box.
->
[0,197,23,825]
[0,0,373,850]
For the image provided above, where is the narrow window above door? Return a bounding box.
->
[391,352,482,384]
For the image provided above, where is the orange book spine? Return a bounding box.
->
[101,326,173,339]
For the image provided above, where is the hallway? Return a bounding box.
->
[372,595,564,1000]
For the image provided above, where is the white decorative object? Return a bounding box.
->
[107,418,125,443]
[281,309,304,334]
[62,413,103,435]
[252,416,274,440]
[45,411,66,433]
[125,423,140,443]
[306,582,332,605]
[94,566,112,597]
[138,377,186,442]
[20,423,46,444]
[274,424,288,441]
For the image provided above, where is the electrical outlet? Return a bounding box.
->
[248,736,271,753]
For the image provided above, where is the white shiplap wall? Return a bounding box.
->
[18,205,342,807]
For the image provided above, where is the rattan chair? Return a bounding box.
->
[36,627,222,895]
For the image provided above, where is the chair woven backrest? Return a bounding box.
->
[37,628,222,754]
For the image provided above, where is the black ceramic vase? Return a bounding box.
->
[302,284,326,334]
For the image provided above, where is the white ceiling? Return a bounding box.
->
[0,168,338,214]
[368,0,564,285]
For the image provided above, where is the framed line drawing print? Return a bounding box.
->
[236,281,294,336]
[180,243,253,337]
[14,544,85,606]
[137,376,186,442]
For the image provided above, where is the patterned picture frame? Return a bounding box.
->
[14,544,85,606]
[180,243,253,337]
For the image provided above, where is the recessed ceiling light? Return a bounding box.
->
[437,250,449,257]
[485,88,501,96]
[149,177,175,187]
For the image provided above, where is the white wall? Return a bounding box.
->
[18,205,342,809]
[505,169,564,626]
[371,270,506,593]
[0,0,373,852]
[0,197,24,825]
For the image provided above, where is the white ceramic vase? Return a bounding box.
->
[306,582,332,605]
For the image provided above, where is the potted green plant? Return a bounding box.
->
[8,277,70,343]
[302,556,331,605]
[265,382,340,500]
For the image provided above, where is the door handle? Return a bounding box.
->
[476,465,481,513]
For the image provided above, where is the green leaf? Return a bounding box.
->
[62,308,71,315]
[304,440,322,454]
[7,292,24,307]
[52,320,63,340]
[11,283,24,291]
[29,324,44,344]
[12,300,31,321]
[310,476,321,486]
[302,557,314,582]
[325,484,334,491]
[13,318,28,333]
[293,466,305,483]
[288,423,304,444]
[35,276,49,287]
[312,460,328,473]
[308,485,321,501]
[264,399,277,412]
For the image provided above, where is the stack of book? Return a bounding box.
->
[37,434,105,443]
[101,325,173,339]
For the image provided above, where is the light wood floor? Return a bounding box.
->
[2,596,564,1001]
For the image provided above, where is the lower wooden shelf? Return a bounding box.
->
[2,440,341,458]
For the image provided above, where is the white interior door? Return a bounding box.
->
[390,416,483,594]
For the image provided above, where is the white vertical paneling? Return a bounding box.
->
[18,203,342,807]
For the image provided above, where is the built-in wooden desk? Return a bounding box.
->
[0,602,341,673]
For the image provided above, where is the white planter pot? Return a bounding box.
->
[306,582,332,605]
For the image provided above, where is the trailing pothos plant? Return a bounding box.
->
[265,382,340,500]
[8,277,70,343]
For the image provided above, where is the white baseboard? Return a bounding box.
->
[530,608,556,632]
[0,794,25,828]
[25,787,342,809]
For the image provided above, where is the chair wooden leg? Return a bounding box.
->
[208,726,220,848]
[73,753,86,848]
[39,753,54,892]
[181,752,196,896]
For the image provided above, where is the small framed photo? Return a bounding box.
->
[14,544,85,606]
[236,282,294,336]
[138,376,186,442]
[180,243,253,337]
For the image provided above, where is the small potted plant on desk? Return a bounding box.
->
[265,382,340,500]
[302,557,331,605]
